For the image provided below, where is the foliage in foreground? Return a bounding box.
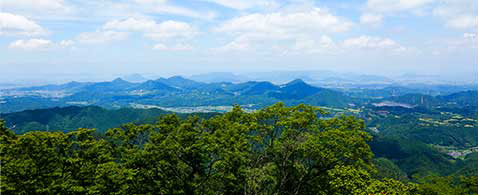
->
[1,103,476,194]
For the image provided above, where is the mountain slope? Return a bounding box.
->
[134,80,178,91]
[242,81,279,95]
[269,79,325,99]
[0,106,217,134]
[82,78,138,92]
[157,76,205,89]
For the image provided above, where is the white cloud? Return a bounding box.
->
[432,0,477,30]
[133,0,216,20]
[361,0,437,27]
[360,13,383,25]
[461,33,477,49]
[214,40,250,52]
[103,18,157,32]
[464,33,477,39]
[154,5,216,20]
[1,0,74,20]
[364,0,477,30]
[8,39,53,50]
[444,15,478,30]
[365,0,435,13]
[146,21,198,40]
[8,38,76,51]
[72,17,197,46]
[103,18,199,41]
[293,36,338,54]
[74,17,198,47]
[153,43,193,51]
[76,31,128,44]
[213,8,353,53]
[342,36,407,53]
[215,8,353,34]
[59,40,74,47]
[197,0,279,10]
[2,0,70,11]
[0,12,48,36]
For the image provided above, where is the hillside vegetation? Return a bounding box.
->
[0,106,216,134]
[1,103,476,194]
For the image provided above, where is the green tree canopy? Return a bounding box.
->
[1,104,475,194]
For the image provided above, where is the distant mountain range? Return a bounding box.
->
[0,75,476,114]
[175,71,476,85]
[0,76,356,113]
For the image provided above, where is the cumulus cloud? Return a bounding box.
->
[213,40,250,52]
[153,43,194,51]
[0,12,48,36]
[8,38,76,51]
[215,8,353,34]
[444,15,477,30]
[2,0,72,12]
[103,18,157,32]
[76,31,128,44]
[365,0,435,13]
[1,0,74,21]
[59,40,74,47]
[8,39,53,50]
[196,0,278,10]
[432,0,477,30]
[71,17,198,47]
[133,0,216,20]
[103,18,198,41]
[464,33,477,39]
[213,8,353,53]
[292,36,338,54]
[360,13,383,25]
[342,36,407,53]
[144,21,198,40]
[360,0,435,28]
[461,33,477,49]
[363,0,477,30]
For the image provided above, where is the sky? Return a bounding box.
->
[0,0,477,83]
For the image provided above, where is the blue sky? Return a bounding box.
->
[0,0,477,82]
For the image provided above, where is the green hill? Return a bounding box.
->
[0,106,215,134]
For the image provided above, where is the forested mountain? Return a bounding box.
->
[269,79,325,99]
[0,106,216,134]
[2,104,476,194]
[1,77,477,194]
[134,79,178,91]
[156,76,205,89]
[240,81,280,95]
[2,101,476,181]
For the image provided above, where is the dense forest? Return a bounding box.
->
[1,103,476,194]
[0,106,217,134]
